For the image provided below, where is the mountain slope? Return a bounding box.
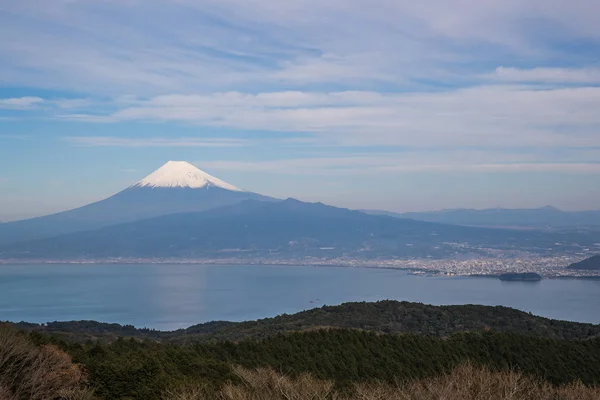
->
[364,206,600,228]
[0,161,271,245]
[567,255,600,270]
[2,198,595,259]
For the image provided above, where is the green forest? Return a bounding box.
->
[3,301,600,399]
[13,301,600,343]
[23,326,600,399]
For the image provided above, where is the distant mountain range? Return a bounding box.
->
[567,255,600,271]
[0,161,270,246]
[363,206,600,228]
[2,197,597,260]
[1,161,598,261]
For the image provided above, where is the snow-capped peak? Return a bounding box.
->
[132,161,243,191]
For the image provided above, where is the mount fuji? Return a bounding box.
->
[0,161,272,245]
[4,197,599,260]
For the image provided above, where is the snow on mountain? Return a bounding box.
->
[0,161,271,246]
[133,161,243,191]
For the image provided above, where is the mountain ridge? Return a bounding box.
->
[362,206,600,228]
[2,198,597,260]
[0,162,272,246]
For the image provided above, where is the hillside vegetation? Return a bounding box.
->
[167,364,600,400]
[26,328,600,399]
[14,301,600,343]
[0,326,93,399]
[4,327,600,399]
[4,308,600,400]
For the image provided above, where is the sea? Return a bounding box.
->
[0,263,598,331]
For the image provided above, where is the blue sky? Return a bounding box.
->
[1,0,600,220]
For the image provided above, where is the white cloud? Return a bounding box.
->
[0,97,44,109]
[2,0,600,213]
[53,98,95,109]
[64,137,250,147]
[2,0,600,94]
[201,152,600,175]
[60,85,600,148]
[493,67,600,83]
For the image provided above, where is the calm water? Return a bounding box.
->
[0,264,598,330]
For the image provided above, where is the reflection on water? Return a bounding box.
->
[0,264,598,330]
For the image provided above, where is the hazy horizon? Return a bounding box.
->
[1,160,598,223]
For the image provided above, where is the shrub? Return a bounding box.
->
[0,326,94,400]
[163,364,600,400]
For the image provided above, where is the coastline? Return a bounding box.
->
[1,257,599,279]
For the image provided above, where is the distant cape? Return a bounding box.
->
[567,255,600,271]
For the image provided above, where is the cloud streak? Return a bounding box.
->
[58,85,600,148]
[2,0,600,94]
[2,0,600,212]
[64,137,251,147]
[493,67,600,84]
[0,97,44,109]
[202,153,600,176]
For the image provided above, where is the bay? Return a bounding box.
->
[0,263,598,330]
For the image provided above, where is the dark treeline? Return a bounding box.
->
[13,301,600,343]
[28,329,600,400]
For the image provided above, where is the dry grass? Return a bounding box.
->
[353,363,600,400]
[0,326,95,400]
[164,363,600,400]
[222,367,337,400]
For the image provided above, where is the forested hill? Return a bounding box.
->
[12,301,600,343]
[568,255,600,270]
[62,330,600,399]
